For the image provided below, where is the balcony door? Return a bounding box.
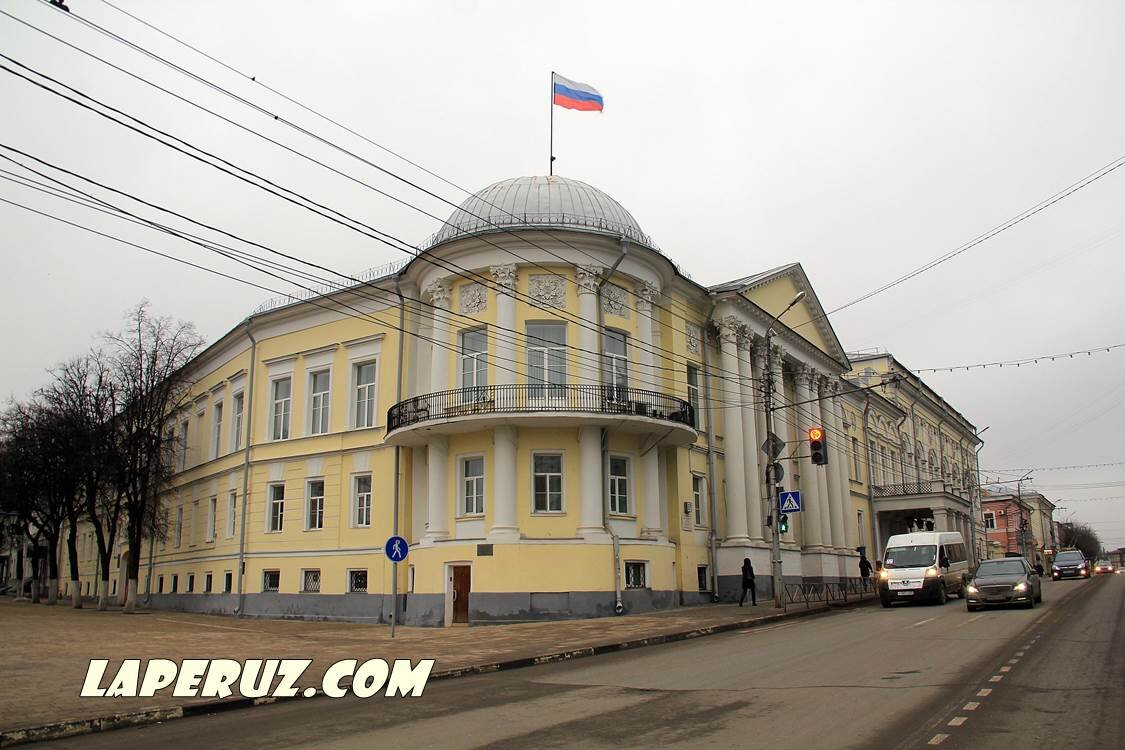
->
[459,329,488,403]
[527,323,567,403]
[603,329,629,404]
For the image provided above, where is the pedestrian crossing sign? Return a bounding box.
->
[778,491,802,513]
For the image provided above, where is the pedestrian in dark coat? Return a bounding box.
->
[859,555,873,582]
[738,558,756,606]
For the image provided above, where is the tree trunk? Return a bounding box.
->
[124,577,139,613]
[45,532,59,605]
[14,543,25,600]
[30,551,40,603]
[98,577,110,610]
[66,524,82,609]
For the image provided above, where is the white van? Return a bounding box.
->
[878,531,970,607]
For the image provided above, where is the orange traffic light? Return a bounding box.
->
[808,426,828,465]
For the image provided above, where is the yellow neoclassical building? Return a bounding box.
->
[65,176,938,625]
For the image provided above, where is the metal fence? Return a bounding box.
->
[872,480,967,499]
[387,384,696,432]
[781,578,879,610]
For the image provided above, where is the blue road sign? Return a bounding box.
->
[385,535,409,562]
[778,490,802,513]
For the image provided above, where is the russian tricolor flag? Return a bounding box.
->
[552,73,604,112]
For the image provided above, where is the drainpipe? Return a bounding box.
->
[597,239,628,615]
[702,298,720,600]
[863,394,878,558]
[390,281,406,635]
[909,404,920,482]
[234,319,257,615]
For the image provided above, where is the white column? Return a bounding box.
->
[718,316,750,545]
[636,282,664,539]
[641,449,663,538]
[810,375,833,549]
[426,279,452,392]
[738,332,764,541]
[795,364,824,549]
[831,385,858,550]
[578,425,605,537]
[489,426,519,542]
[425,435,449,541]
[576,265,603,386]
[821,379,846,550]
[635,281,658,385]
[490,264,517,387]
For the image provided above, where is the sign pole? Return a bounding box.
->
[765,330,783,608]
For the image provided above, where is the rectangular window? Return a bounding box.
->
[984,512,996,530]
[212,401,223,459]
[262,570,280,592]
[692,474,705,526]
[174,506,183,547]
[187,574,195,593]
[868,441,877,485]
[527,323,567,398]
[603,329,629,401]
[306,480,325,530]
[267,484,285,532]
[857,509,866,549]
[348,569,368,593]
[354,475,372,527]
[686,364,703,430]
[459,329,488,399]
[206,496,217,542]
[301,569,321,593]
[271,378,292,440]
[354,361,377,428]
[309,371,331,435]
[179,420,189,470]
[158,575,164,593]
[625,561,647,589]
[881,447,890,486]
[532,453,563,512]
[223,571,233,593]
[171,574,179,593]
[697,565,709,592]
[852,437,861,479]
[204,572,213,593]
[609,455,630,515]
[231,391,244,452]
[226,491,237,538]
[461,457,485,515]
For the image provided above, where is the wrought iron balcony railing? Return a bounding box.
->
[387,384,696,433]
[872,480,967,499]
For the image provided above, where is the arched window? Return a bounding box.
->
[928,449,938,480]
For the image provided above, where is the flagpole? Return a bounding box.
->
[549,70,555,176]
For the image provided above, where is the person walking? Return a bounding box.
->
[858,554,873,589]
[738,558,756,607]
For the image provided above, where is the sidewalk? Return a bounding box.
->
[0,594,869,745]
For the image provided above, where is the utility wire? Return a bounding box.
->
[911,343,1125,373]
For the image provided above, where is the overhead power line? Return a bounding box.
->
[911,343,1125,373]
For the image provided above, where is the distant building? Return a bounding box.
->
[980,490,1057,563]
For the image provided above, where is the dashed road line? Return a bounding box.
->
[1015,651,1025,657]
[948,716,967,727]
[928,733,950,745]
[976,688,992,697]
[989,675,1004,683]
[907,617,936,629]
[963,701,980,711]
[999,666,1012,672]
[1007,658,1019,664]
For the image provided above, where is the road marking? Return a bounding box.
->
[963,702,980,711]
[948,717,967,727]
[928,734,950,746]
[999,666,1012,673]
[907,617,936,629]
[1007,658,1020,664]
[989,675,1004,683]
[152,617,257,633]
[738,624,792,635]
[977,688,992,697]
[1015,651,1025,657]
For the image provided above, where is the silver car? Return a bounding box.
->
[965,558,1042,611]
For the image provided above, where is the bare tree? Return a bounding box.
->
[105,302,203,613]
[1058,520,1102,561]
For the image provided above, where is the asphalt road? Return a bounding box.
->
[36,575,1120,750]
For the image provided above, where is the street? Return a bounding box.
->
[33,575,1121,750]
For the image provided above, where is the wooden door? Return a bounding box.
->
[452,566,470,624]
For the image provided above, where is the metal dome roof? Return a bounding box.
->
[421,175,655,250]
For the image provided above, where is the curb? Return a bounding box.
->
[0,598,872,747]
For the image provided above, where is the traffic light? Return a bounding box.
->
[808,426,828,465]
[779,514,790,533]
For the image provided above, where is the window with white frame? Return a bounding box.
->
[857,509,866,549]
[158,575,164,593]
[211,401,223,459]
[309,371,331,435]
[697,565,709,592]
[692,474,706,526]
[270,378,292,440]
[301,569,321,593]
[852,437,861,479]
[267,484,285,532]
[603,329,629,400]
[262,570,280,592]
[354,361,377,428]
[459,329,487,399]
[204,572,213,593]
[984,512,996,530]
[348,569,368,593]
[527,323,567,398]
[686,364,703,430]
[187,574,195,593]
[170,574,178,593]
[461,456,485,515]
[609,455,630,515]
[881,446,889,486]
[206,496,217,542]
[306,480,325,530]
[625,561,647,589]
[179,419,189,470]
[231,391,244,452]
[174,505,183,547]
[532,453,563,512]
[223,571,233,593]
[226,491,237,538]
[354,475,372,527]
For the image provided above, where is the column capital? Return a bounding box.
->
[576,264,604,295]
[424,278,452,309]
[769,342,785,363]
[716,315,741,344]
[489,263,517,292]
[635,280,659,312]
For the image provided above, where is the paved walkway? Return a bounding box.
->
[0,594,862,738]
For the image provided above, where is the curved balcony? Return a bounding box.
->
[385,384,696,446]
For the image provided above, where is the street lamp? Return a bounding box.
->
[764,290,805,608]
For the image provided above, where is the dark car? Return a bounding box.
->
[965,558,1042,611]
[1051,550,1089,580]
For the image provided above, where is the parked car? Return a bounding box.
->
[1051,550,1090,580]
[878,531,970,607]
[965,558,1042,611]
[1093,560,1115,575]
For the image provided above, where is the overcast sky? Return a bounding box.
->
[1,0,1123,547]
